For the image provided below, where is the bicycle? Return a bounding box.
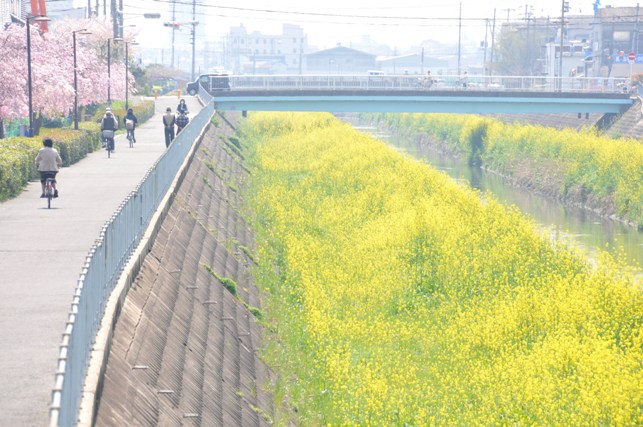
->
[44,177,56,209]
[102,129,115,158]
[126,129,135,148]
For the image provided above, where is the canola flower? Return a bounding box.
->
[242,112,642,426]
[369,113,643,228]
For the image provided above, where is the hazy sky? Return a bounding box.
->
[119,0,639,49]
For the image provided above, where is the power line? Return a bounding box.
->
[149,0,489,22]
[133,1,643,30]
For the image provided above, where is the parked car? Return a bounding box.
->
[186,72,231,95]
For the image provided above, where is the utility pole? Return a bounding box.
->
[171,0,176,68]
[119,0,123,38]
[559,0,568,91]
[483,19,489,77]
[111,0,117,39]
[490,8,496,76]
[525,5,531,76]
[191,0,196,81]
[421,46,424,74]
[633,3,640,54]
[457,2,462,77]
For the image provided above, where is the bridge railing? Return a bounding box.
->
[49,103,215,427]
[205,74,634,94]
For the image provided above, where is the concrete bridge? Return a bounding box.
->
[204,74,634,115]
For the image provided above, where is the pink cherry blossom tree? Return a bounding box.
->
[0,18,135,136]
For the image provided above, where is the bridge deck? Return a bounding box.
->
[212,89,632,114]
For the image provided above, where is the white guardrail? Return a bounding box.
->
[206,74,636,94]
[49,101,215,427]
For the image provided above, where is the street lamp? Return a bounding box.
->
[73,29,91,130]
[107,37,122,106]
[26,14,50,137]
[124,41,138,111]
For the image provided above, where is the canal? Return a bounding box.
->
[352,122,642,273]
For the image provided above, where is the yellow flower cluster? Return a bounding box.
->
[243,112,642,426]
[372,112,643,227]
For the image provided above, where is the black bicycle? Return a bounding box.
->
[126,128,135,148]
[102,130,115,158]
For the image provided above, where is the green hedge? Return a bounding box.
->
[0,138,41,200]
[0,100,155,201]
[90,100,155,128]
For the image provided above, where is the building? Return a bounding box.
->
[1,0,23,26]
[376,53,449,75]
[305,45,376,74]
[590,6,643,78]
[225,23,307,75]
[537,6,643,79]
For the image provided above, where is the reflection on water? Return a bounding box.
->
[353,124,643,271]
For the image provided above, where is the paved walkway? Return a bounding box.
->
[0,96,203,426]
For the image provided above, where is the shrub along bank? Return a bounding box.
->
[0,100,155,201]
[366,113,643,228]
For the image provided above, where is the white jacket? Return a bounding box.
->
[35,147,62,172]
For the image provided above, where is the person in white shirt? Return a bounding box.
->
[34,137,63,198]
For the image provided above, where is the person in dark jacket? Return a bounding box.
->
[177,99,188,115]
[176,111,189,133]
[100,108,118,150]
[124,108,138,143]
[162,107,176,148]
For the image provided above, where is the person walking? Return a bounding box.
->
[162,107,176,148]
[423,70,433,89]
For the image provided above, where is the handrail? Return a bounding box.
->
[48,102,215,427]
[200,74,636,95]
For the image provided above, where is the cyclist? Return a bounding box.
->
[177,98,188,115]
[100,108,118,151]
[35,137,62,198]
[124,108,138,143]
[176,110,189,133]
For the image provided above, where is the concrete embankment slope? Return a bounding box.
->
[495,96,643,137]
[94,112,275,426]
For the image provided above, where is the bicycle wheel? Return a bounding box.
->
[44,179,53,208]
[46,183,52,209]
[129,134,134,148]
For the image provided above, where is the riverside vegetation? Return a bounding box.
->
[240,112,641,425]
[365,113,643,229]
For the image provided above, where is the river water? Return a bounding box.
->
[352,123,642,273]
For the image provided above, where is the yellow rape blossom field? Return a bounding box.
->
[372,113,643,228]
[241,112,642,426]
